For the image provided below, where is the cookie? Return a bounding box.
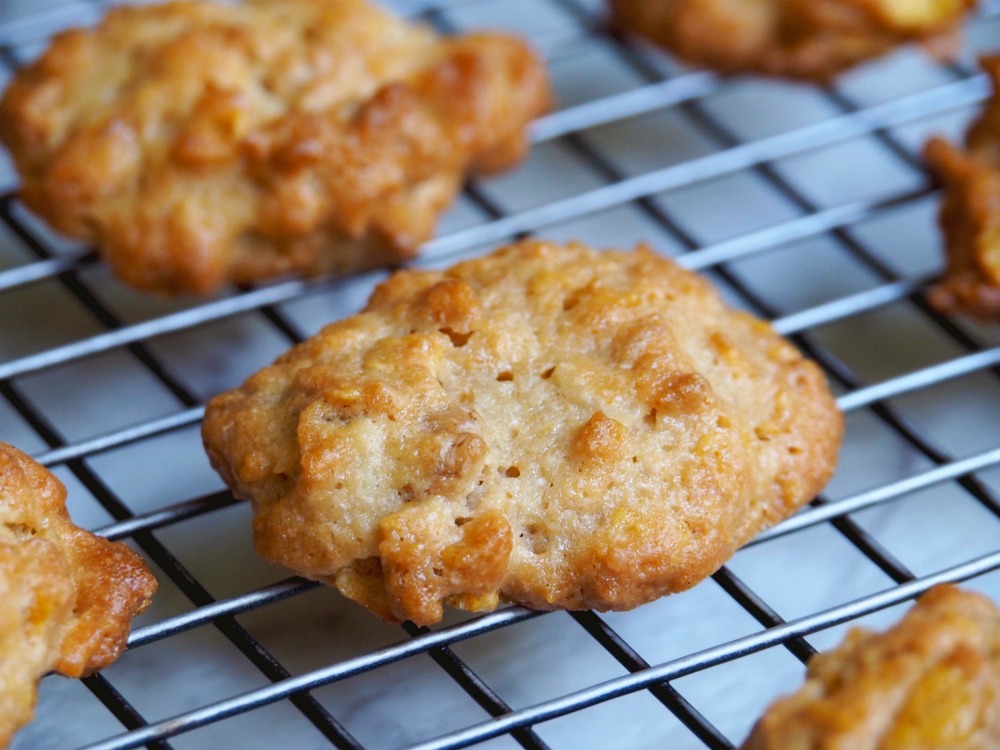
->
[0,0,551,295]
[202,240,842,625]
[607,0,975,81]
[742,584,1000,749]
[924,56,1000,320]
[0,442,156,748]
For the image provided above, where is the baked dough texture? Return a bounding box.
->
[608,0,975,81]
[924,56,1000,320]
[741,584,1000,750]
[204,240,841,625]
[0,442,156,748]
[0,0,551,296]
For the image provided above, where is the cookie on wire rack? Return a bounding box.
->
[607,0,977,81]
[0,442,157,748]
[924,55,1000,320]
[741,584,1000,750]
[203,239,842,625]
[0,0,551,295]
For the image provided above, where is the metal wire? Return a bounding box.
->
[2,1,1000,748]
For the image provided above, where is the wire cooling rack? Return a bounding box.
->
[2,1,1000,748]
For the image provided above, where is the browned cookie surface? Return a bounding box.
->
[608,0,975,81]
[924,56,1000,320]
[0,442,157,748]
[742,584,1000,750]
[203,240,842,625]
[0,0,550,295]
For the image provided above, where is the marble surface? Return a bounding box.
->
[2,1,1000,749]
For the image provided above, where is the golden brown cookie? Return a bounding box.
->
[924,56,1000,320]
[741,584,1000,750]
[607,0,975,81]
[203,240,842,625]
[0,442,156,748]
[0,0,551,296]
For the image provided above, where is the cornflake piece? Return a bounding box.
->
[924,56,1000,319]
[0,442,156,748]
[0,0,551,295]
[608,0,976,81]
[742,584,1000,750]
[203,240,842,625]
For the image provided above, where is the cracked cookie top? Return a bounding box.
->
[203,240,842,625]
[608,0,976,81]
[0,0,551,294]
[742,584,1000,750]
[0,442,156,747]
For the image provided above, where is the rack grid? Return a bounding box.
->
[2,1,1000,748]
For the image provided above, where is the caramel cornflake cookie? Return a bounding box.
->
[0,0,551,296]
[742,584,1000,749]
[0,442,156,747]
[924,56,1000,320]
[203,240,842,625]
[607,0,976,81]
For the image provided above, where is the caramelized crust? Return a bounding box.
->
[608,0,976,81]
[203,240,842,625]
[742,584,1000,750]
[924,56,1000,319]
[0,442,156,747]
[0,0,551,295]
